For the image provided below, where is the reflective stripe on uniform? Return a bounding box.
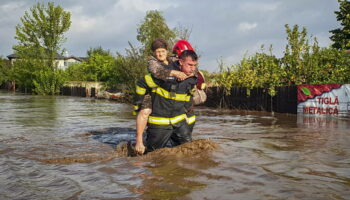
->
[136,85,146,95]
[133,105,139,111]
[132,105,139,116]
[186,115,196,124]
[145,74,158,88]
[148,114,187,125]
[151,87,191,102]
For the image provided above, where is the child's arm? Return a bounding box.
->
[147,57,172,80]
[148,57,187,81]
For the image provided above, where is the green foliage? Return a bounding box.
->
[64,44,147,94]
[213,59,236,94]
[114,43,148,93]
[64,11,192,94]
[0,58,11,85]
[87,46,111,57]
[65,11,180,93]
[11,2,71,94]
[330,0,350,50]
[137,10,176,56]
[13,2,71,69]
[105,10,181,93]
[214,46,282,96]
[309,47,350,84]
[66,47,115,82]
[215,24,350,97]
[12,59,41,92]
[282,24,319,85]
[87,48,115,82]
[33,69,66,95]
[65,63,87,81]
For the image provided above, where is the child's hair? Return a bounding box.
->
[151,38,168,52]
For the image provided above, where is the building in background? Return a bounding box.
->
[7,53,86,70]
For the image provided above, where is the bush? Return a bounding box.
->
[114,43,148,94]
[33,69,66,95]
[215,24,350,97]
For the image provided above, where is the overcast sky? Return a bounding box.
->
[0,0,341,72]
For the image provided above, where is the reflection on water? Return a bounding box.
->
[1,91,350,199]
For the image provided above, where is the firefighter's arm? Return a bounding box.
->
[133,78,149,115]
[184,82,196,113]
[184,95,194,113]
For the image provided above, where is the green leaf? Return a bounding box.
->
[301,87,311,96]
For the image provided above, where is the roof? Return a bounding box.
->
[65,56,87,62]
[7,54,19,59]
[7,53,86,60]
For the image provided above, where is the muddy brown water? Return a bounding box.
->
[1,91,350,200]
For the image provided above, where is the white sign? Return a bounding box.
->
[297,84,350,118]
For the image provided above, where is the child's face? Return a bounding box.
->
[154,48,168,62]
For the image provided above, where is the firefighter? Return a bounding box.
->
[134,39,189,155]
[133,50,198,153]
[172,40,207,134]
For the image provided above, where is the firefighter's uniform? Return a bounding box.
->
[133,64,197,152]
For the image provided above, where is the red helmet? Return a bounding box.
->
[172,40,194,57]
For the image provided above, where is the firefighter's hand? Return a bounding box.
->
[135,141,145,155]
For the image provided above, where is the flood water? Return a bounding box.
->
[1,91,350,200]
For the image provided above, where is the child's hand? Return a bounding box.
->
[171,70,188,81]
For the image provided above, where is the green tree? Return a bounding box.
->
[12,2,71,94]
[214,46,282,96]
[137,10,176,56]
[84,47,115,82]
[330,0,350,50]
[213,59,236,94]
[66,47,115,82]
[0,58,17,91]
[248,46,282,96]
[0,58,10,86]
[213,19,350,104]
[281,24,319,85]
[110,11,193,95]
[310,47,350,84]
[33,69,66,95]
[12,59,38,93]
[114,43,147,94]
[87,46,111,58]
[13,2,71,69]
[65,63,87,81]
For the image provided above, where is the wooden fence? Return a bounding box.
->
[205,86,297,114]
[60,81,102,97]
[59,84,297,114]
[60,86,96,97]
